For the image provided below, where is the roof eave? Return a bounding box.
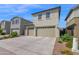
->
[32,6,61,15]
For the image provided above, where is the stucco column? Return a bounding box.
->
[26,27,28,36]
[55,26,59,38]
[34,27,36,36]
[72,37,79,51]
[27,27,29,36]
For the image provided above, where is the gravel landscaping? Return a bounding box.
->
[53,38,79,55]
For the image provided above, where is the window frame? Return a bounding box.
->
[38,14,42,20]
[16,19,19,24]
[46,12,50,19]
[12,20,14,24]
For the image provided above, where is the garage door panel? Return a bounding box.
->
[28,29,34,36]
[37,28,55,37]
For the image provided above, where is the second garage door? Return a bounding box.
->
[28,28,34,36]
[36,27,55,37]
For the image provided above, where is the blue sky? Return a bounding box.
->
[0,4,77,28]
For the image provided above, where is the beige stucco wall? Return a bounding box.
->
[33,9,59,27]
[31,8,60,37]
[55,27,59,37]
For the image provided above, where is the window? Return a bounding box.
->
[38,14,42,20]
[12,19,19,24]
[12,20,14,24]
[16,20,19,24]
[46,12,50,19]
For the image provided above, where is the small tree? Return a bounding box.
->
[10,32,18,37]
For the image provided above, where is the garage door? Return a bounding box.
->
[28,28,34,36]
[37,27,55,37]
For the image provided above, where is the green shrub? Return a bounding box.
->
[61,34,73,42]
[11,32,18,37]
[1,32,6,35]
[0,28,3,34]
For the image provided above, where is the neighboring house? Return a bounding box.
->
[65,6,79,38]
[1,20,11,34]
[11,16,33,35]
[25,6,61,37]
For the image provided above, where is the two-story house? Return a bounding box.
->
[25,6,61,37]
[1,20,11,34]
[11,16,33,35]
[65,5,79,38]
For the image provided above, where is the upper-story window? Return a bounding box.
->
[46,12,50,19]
[16,20,19,24]
[38,14,42,20]
[12,20,14,24]
[12,18,19,24]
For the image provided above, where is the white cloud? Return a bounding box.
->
[13,4,43,13]
[0,4,42,13]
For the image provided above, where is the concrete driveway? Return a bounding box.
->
[0,36,56,55]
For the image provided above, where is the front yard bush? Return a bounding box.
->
[60,34,73,48]
[10,32,18,37]
[0,28,3,34]
[1,32,6,35]
[60,34,73,42]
